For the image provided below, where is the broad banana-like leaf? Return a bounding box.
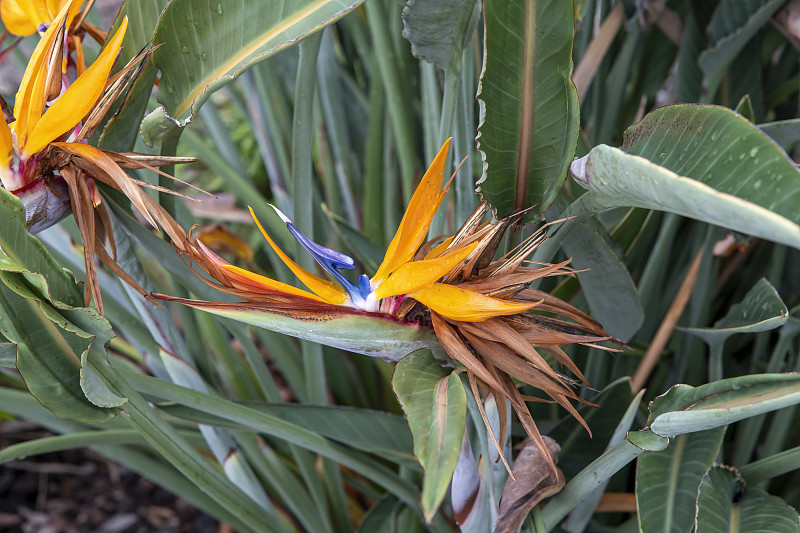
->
[696,466,799,532]
[636,428,726,533]
[571,105,800,249]
[0,187,123,421]
[476,0,579,222]
[141,0,364,143]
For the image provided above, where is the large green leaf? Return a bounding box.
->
[476,0,579,221]
[143,0,364,137]
[0,188,121,421]
[0,283,114,423]
[648,374,800,438]
[695,466,800,532]
[622,106,800,223]
[570,106,800,249]
[636,428,726,533]
[393,349,467,521]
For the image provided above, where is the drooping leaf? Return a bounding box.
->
[695,466,800,532]
[698,0,785,96]
[476,0,579,221]
[636,428,726,533]
[648,373,800,438]
[393,349,467,521]
[402,0,478,70]
[141,0,365,142]
[624,104,800,223]
[571,106,800,249]
[681,278,787,344]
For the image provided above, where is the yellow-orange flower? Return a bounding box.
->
[156,140,616,471]
[0,3,126,190]
[0,0,83,36]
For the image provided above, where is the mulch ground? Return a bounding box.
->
[0,422,220,533]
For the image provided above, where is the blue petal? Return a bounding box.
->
[286,223,354,271]
[271,204,372,305]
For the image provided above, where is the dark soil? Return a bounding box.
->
[0,422,220,533]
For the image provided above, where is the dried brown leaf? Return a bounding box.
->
[494,437,564,533]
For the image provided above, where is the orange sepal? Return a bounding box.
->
[411,283,536,322]
[249,208,348,305]
[373,139,451,283]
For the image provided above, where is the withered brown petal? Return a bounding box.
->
[430,312,505,392]
[495,437,564,533]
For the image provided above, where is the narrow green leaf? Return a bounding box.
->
[698,0,785,96]
[476,0,578,221]
[696,466,800,532]
[145,0,364,134]
[649,374,800,437]
[541,432,667,529]
[636,428,726,533]
[121,369,424,510]
[561,219,643,341]
[393,349,467,521]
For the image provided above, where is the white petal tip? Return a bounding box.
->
[269,203,292,224]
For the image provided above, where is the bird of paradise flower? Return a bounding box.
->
[154,139,616,471]
[1,2,195,313]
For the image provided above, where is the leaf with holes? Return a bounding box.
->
[476,0,578,222]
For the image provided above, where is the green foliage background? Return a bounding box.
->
[2,0,800,531]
